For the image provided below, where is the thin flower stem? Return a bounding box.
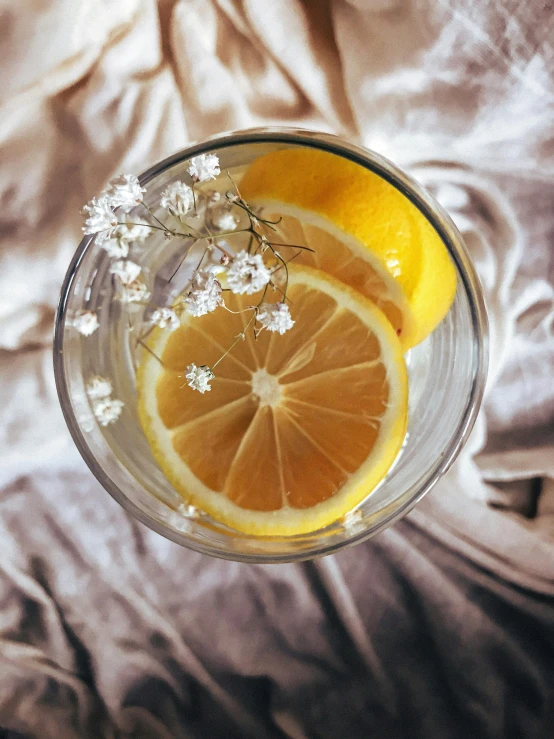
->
[222,305,257,315]
[143,203,169,231]
[225,170,241,195]
[267,241,315,253]
[285,249,303,266]
[167,238,204,284]
[228,194,278,226]
[137,337,164,367]
[117,221,194,239]
[213,228,250,239]
[181,244,211,288]
[210,239,233,260]
[211,333,246,370]
[271,247,303,278]
[137,323,156,343]
[268,279,288,301]
[211,284,269,370]
[269,248,289,300]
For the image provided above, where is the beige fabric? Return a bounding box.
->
[1,0,552,575]
[0,1,553,735]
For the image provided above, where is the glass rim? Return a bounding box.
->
[53,126,489,562]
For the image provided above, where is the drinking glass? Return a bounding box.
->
[53,128,488,563]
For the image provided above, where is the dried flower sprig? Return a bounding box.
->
[78,153,313,425]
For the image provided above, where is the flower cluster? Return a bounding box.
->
[187,153,220,182]
[185,270,223,317]
[185,364,214,394]
[73,310,99,336]
[82,174,145,241]
[227,251,271,295]
[160,181,194,220]
[257,302,295,335]
[149,307,180,331]
[78,152,301,423]
[85,376,124,426]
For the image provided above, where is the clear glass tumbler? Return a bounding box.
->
[53,128,488,563]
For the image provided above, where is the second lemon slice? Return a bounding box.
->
[239,147,457,348]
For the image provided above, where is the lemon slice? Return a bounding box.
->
[138,266,408,536]
[239,147,457,348]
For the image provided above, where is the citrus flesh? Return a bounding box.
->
[138,266,408,536]
[239,147,457,348]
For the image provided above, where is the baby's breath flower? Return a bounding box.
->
[187,153,220,182]
[110,259,142,285]
[160,181,194,219]
[82,195,117,236]
[73,310,99,336]
[102,237,129,259]
[227,250,271,295]
[179,503,199,519]
[185,270,223,317]
[149,307,180,331]
[86,375,112,400]
[119,279,151,304]
[207,189,221,203]
[257,302,294,335]
[185,364,214,394]
[102,218,151,258]
[212,208,238,232]
[113,217,151,245]
[105,174,146,211]
[342,508,364,534]
[92,397,124,426]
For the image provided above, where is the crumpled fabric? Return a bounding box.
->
[0,1,553,737]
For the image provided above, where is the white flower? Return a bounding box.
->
[227,250,271,295]
[82,195,117,236]
[206,189,221,203]
[112,217,151,244]
[119,279,151,304]
[110,260,142,284]
[179,503,199,519]
[149,307,180,331]
[185,270,223,317]
[102,218,151,258]
[212,208,238,232]
[187,153,220,182]
[92,397,124,426]
[160,181,194,219]
[86,375,112,400]
[257,302,294,335]
[73,310,99,336]
[342,508,364,534]
[185,364,214,393]
[105,174,146,211]
[102,237,129,259]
